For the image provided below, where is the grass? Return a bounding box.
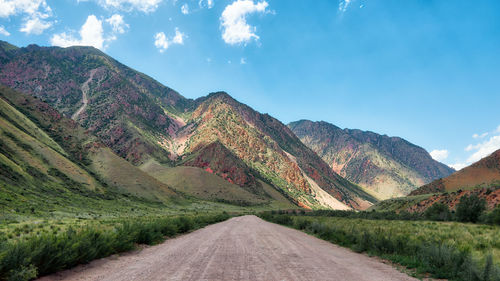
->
[141,160,296,209]
[0,212,231,280]
[260,212,500,281]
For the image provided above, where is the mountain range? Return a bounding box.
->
[0,41,378,210]
[0,40,465,211]
[288,120,454,200]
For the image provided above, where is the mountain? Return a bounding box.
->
[411,149,500,196]
[0,41,376,210]
[371,150,500,213]
[0,84,179,215]
[175,92,376,209]
[0,41,188,165]
[288,120,455,200]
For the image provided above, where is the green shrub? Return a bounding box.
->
[483,206,500,225]
[425,203,452,221]
[6,264,37,281]
[0,213,230,280]
[260,213,500,281]
[456,195,487,223]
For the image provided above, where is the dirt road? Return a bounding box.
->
[39,215,416,281]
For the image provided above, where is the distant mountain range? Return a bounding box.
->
[288,120,455,200]
[0,41,377,210]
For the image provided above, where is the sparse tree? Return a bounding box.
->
[424,203,451,221]
[456,194,486,223]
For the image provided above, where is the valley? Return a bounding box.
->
[0,39,499,281]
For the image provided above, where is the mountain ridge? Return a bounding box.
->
[0,41,376,210]
[288,119,455,199]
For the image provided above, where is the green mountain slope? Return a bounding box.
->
[0,85,178,216]
[0,42,189,165]
[288,120,454,199]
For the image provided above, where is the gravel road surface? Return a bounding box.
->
[39,215,416,281]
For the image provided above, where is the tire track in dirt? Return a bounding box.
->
[38,215,417,281]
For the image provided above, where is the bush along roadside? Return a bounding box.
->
[0,213,230,281]
[259,212,500,281]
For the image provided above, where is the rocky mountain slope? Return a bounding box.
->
[0,41,375,209]
[411,149,500,196]
[372,150,500,213]
[288,120,454,199]
[0,41,188,165]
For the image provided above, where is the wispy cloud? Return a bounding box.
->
[220,0,269,45]
[106,14,128,34]
[472,132,488,139]
[198,0,214,9]
[448,124,500,170]
[0,26,10,36]
[20,16,52,35]
[82,0,163,13]
[338,0,352,13]
[181,3,189,14]
[154,27,185,53]
[465,134,500,163]
[0,0,54,35]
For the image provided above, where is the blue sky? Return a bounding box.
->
[1,0,500,170]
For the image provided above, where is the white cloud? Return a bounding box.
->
[51,15,106,50]
[240,57,246,64]
[472,132,488,139]
[172,28,185,44]
[106,14,128,34]
[87,0,163,13]
[20,16,52,35]
[0,0,53,35]
[338,0,352,12]
[154,27,185,52]
[220,0,269,45]
[181,3,189,14]
[450,163,467,171]
[199,0,214,9]
[466,135,500,164]
[443,124,500,170]
[0,0,51,18]
[0,26,10,36]
[430,149,449,162]
[154,32,168,51]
